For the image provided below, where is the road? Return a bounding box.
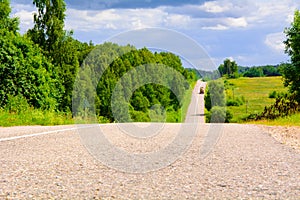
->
[184,80,206,123]
[0,81,299,199]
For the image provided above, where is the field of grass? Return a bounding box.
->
[225,76,288,122]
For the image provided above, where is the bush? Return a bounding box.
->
[226,96,245,106]
[206,106,233,123]
[269,91,285,99]
[205,80,226,111]
[256,93,299,120]
[4,94,30,114]
[269,91,277,98]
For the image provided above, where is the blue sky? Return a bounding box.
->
[10,0,299,68]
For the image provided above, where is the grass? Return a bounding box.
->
[225,76,288,122]
[0,108,74,127]
[248,112,300,127]
[180,80,197,122]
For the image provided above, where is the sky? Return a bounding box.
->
[10,0,300,68]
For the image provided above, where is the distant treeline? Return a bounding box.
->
[238,64,284,77]
[188,63,288,81]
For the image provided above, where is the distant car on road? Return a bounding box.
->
[199,87,204,94]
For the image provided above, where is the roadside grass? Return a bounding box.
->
[180,80,197,122]
[248,112,300,127]
[0,108,74,127]
[225,77,288,123]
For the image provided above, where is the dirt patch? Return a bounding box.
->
[258,125,300,153]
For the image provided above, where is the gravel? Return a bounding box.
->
[0,123,299,199]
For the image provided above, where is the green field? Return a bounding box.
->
[225,76,288,122]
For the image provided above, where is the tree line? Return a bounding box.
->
[217,58,284,78]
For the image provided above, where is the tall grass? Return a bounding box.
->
[0,108,74,127]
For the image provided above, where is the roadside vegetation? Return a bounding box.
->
[0,0,196,126]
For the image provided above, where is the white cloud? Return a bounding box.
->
[199,1,231,13]
[224,17,248,28]
[164,14,191,28]
[201,17,247,30]
[65,8,168,31]
[11,4,36,32]
[246,0,297,26]
[202,24,228,30]
[265,32,286,53]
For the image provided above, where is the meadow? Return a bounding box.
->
[224,76,288,123]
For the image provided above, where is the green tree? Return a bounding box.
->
[218,58,238,78]
[0,0,19,33]
[0,29,59,110]
[243,67,264,77]
[27,0,66,54]
[283,10,300,101]
[27,0,79,110]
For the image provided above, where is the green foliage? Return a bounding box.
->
[75,43,193,122]
[226,97,244,106]
[243,67,264,77]
[0,29,59,110]
[205,80,226,111]
[27,0,81,111]
[204,80,231,123]
[283,10,300,102]
[4,94,30,114]
[0,107,73,126]
[218,58,239,78]
[28,0,66,53]
[206,106,232,123]
[0,0,19,33]
[268,90,285,99]
[239,65,282,77]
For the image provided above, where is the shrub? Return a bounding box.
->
[269,91,285,99]
[205,80,226,111]
[206,106,233,123]
[226,96,245,106]
[269,91,277,98]
[4,94,30,114]
[256,93,299,120]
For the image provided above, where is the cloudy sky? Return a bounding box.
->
[10,0,299,68]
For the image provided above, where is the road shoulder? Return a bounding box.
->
[256,125,300,153]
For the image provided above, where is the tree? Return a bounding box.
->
[218,58,238,78]
[0,25,59,110]
[243,67,264,77]
[283,10,300,101]
[27,0,66,54]
[205,80,225,111]
[0,0,19,33]
[27,0,79,111]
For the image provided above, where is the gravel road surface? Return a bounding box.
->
[0,81,299,199]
